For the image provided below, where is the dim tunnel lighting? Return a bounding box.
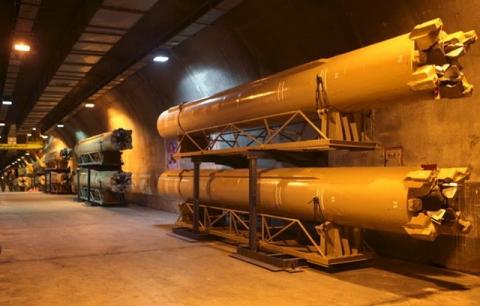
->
[85,103,95,108]
[14,42,31,52]
[2,100,12,105]
[153,55,169,63]
[57,124,64,128]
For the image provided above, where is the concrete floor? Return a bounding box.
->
[0,193,479,306]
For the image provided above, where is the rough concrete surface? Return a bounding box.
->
[0,192,479,306]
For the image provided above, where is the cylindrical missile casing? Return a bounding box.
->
[43,150,62,165]
[77,170,132,193]
[157,18,477,138]
[75,129,133,155]
[159,167,469,240]
[49,172,69,184]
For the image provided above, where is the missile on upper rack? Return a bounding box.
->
[157,18,477,138]
[74,128,133,156]
[159,166,471,241]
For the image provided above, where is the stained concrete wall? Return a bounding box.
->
[51,0,480,272]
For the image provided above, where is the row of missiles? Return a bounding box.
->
[157,18,478,241]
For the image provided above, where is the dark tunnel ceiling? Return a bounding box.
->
[0,0,224,140]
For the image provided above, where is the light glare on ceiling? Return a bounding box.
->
[14,43,31,52]
[153,55,169,63]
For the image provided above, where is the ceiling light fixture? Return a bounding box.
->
[57,124,64,128]
[32,127,36,131]
[85,103,95,108]
[2,100,12,105]
[27,133,32,137]
[0,123,5,127]
[153,55,169,63]
[40,135,48,139]
[14,42,31,52]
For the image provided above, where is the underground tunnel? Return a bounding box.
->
[1,0,480,305]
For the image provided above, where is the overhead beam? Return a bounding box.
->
[13,0,104,130]
[40,0,222,132]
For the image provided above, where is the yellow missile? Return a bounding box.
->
[157,18,477,138]
[159,166,471,241]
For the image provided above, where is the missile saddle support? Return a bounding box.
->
[157,19,477,270]
[74,129,133,206]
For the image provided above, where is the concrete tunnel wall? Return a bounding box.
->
[50,0,480,273]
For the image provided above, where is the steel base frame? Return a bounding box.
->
[78,186,125,206]
[77,151,123,167]
[175,202,373,268]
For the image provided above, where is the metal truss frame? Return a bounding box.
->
[174,110,375,158]
[176,202,373,267]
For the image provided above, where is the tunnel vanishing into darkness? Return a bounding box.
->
[1,1,480,305]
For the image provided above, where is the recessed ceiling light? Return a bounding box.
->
[57,124,64,128]
[32,127,36,131]
[153,55,169,63]
[2,100,12,105]
[85,103,95,108]
[14,42,31,52]
[0,123,5,127]
[25,153,30,156]
[27,133,32,137]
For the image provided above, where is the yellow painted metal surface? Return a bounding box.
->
[0,143,44,150]
[159,167,470,240]
[157,18,476,138]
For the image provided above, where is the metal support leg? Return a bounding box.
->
[192,159,201,233]
[87,168,91,203]
[248,156,258,252]
[77,169,81,201]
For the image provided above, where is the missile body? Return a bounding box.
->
[43,151,61,165]
[74,129,132,156]
[77,170,132,193]
[49,172,70,185]
[159,167,470,241]
[157,19,476,138]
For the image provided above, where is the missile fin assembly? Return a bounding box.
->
[157,18,476,140]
